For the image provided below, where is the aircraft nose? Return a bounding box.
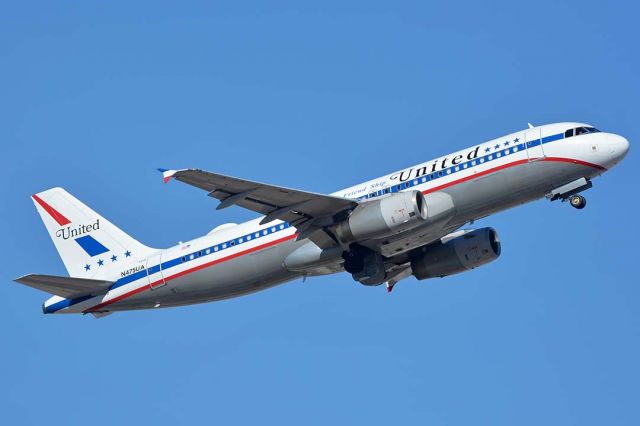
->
[609,134,630,162]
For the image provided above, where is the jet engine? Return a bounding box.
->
[334,190,428,242]
[410,227,501,280]
[342,244,388,286]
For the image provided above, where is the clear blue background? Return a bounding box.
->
[1,1,638,424]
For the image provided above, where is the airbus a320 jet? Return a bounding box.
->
[14,122,629,317]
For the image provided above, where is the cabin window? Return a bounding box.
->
[181,256,186,262]
[564,128,574,138]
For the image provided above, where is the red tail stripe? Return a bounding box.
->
[32,194,71,226]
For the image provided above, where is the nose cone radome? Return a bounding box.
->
[605,134,630,168]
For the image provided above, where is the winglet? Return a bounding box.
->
[158,168,178,184]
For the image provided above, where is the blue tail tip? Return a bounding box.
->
[157,168,169,173]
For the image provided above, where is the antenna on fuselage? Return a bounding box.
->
[527,122,535,129]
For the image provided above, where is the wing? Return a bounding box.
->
[160,168,358,247]
[14,274,114,298]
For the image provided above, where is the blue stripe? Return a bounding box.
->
[104,222,294,294]
[357,131,567,200]
[46,132,570,313]
[74,235,109,257]
[43,294,93,314]
[543,133,564,144]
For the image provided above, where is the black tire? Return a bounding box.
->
[569,194,586,209]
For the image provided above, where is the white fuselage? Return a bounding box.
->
[43,122,629,314]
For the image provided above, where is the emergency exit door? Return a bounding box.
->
[524,128,545,161]
[146,254,166,290]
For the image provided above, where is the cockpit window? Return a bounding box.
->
[564,126,600,139]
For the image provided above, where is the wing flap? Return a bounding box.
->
[14,274,114,298]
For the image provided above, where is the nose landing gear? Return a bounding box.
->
[569,194,587,209]
[547,177,592,210]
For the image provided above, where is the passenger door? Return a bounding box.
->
[524,128,545,161]
[146,253,166,290]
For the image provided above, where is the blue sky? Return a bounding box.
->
[1,1,638,424]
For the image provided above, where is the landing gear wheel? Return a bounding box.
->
[569,194,587,209]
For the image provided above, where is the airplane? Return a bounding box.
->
[14,122,629,317]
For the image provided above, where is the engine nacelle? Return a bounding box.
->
[335,190,428,242]
[343,244,388,286]
[411,228,501,280]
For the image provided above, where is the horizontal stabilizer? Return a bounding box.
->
[14,274,113,298]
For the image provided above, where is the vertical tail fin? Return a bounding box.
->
[31,187,157,278]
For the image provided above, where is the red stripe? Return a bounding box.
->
[82,155,606,313]
[84,233,298,313]
[542,156,606,171]
[32,194,71,226]
[422,156,605,194]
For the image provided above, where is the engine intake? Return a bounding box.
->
[335,190,428,242]
[411,228,501,280]
[343,244,388,286]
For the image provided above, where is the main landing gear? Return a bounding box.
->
[569,194,587,210]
